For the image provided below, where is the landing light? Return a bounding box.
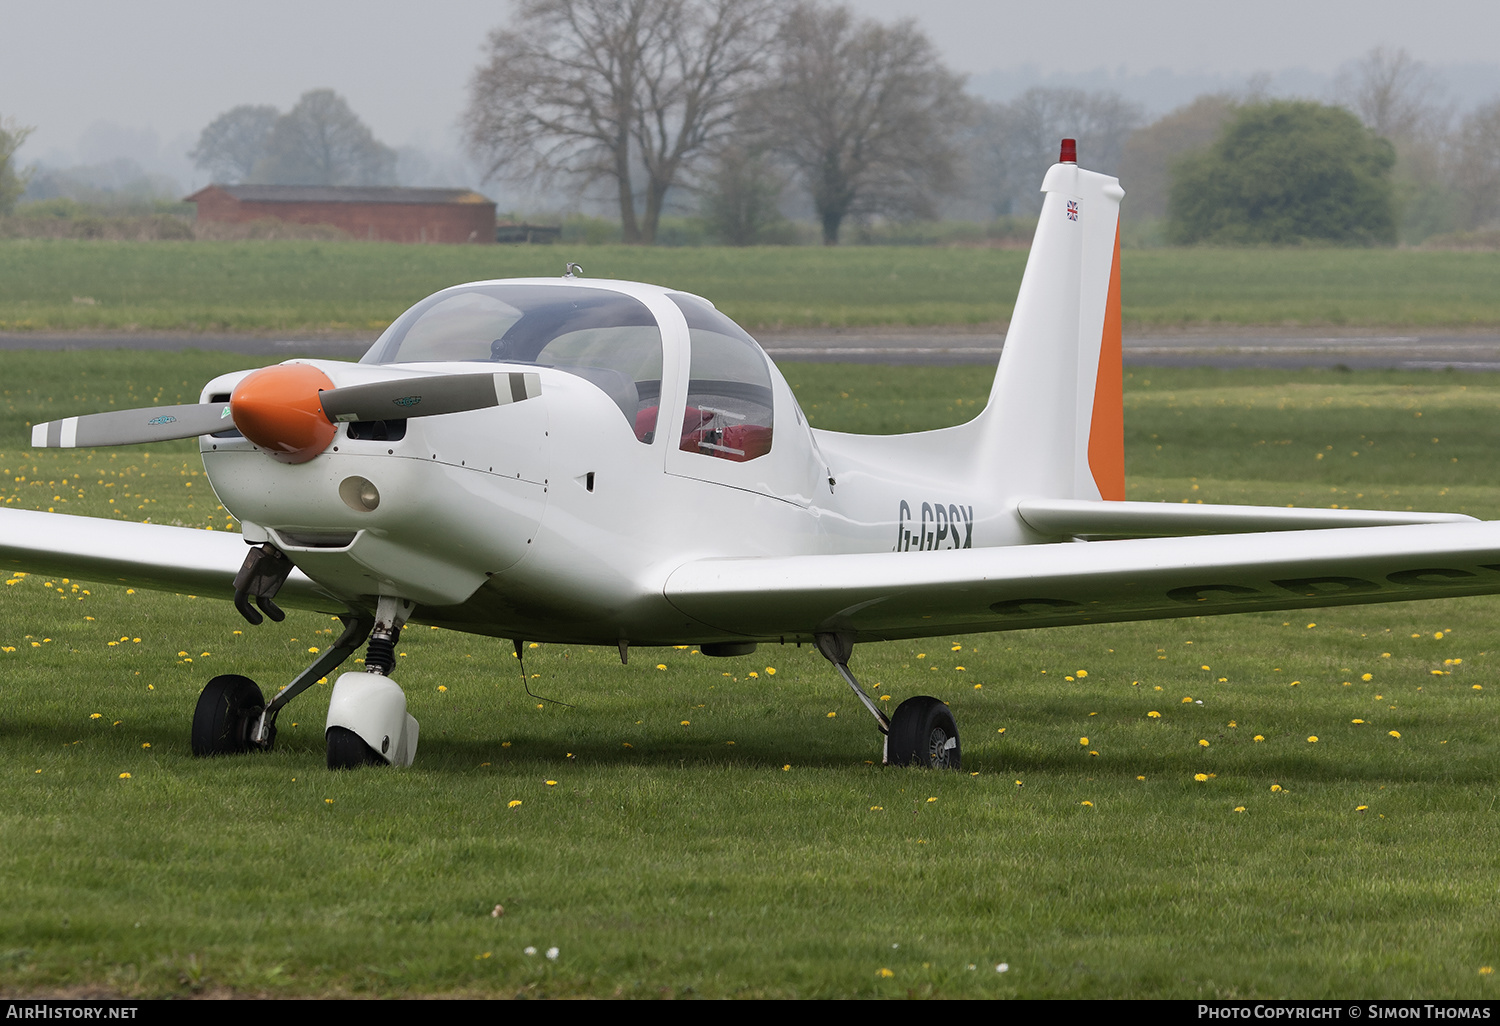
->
[339,476,380,512]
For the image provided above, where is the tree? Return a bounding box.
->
[752,2,970,244]
[1450,100,1500,228]
[255,90,396,187]
[1167,101,1396,245]
[698,143,787,244]
[1335,46,1447,145]
[465,0,777,245]
[973,88,1142,218]
[1115,93,1236,221]
[0,116,34,215]
[189,105,278,184]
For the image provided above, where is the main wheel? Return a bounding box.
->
[887,696,961,769]
[191,674,266,757]
[326,726,384,770]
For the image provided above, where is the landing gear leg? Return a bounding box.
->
[245,610,375,749]
[190,610,373,758]
[815,632,892,765]
[815,632,961,770]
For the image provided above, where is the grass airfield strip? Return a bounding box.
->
[7,241,1500,331]
[0,352,1498,998]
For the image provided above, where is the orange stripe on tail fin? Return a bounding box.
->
[1088,224,1124,501]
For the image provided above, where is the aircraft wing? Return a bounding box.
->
[663,521,1500,643]
[1014,498,1475,538]
[0,508,339,612]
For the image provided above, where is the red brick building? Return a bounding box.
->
[185,185,496,243]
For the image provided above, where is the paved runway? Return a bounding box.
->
[6,327,1500,370]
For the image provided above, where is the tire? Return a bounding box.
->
[191,674,266,757]
[326,726,385,770]
[887,696,961,769]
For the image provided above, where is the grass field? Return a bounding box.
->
[1,353,1498,998]
[6,241,1500,333]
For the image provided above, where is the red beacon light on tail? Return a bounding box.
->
[1059,138,1077,164]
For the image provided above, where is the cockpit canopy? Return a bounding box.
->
[363,282,775,461]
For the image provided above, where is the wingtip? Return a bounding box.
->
[30,423,46,448]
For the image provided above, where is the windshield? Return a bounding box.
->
[363,284,664,436]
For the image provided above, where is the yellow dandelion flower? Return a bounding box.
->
[782,764,791,771]
[1480,967,1493,976]
[1234,806,1246,813]
[1079,737,1088,745]
[826,711,836,718]
[1352,718,1364,724]
[926,797,937,803]
[1389,730,1401,738]
[1474,684,1484,691]
[765,667,776,675]
[1080,800,1093,806]
[1147,711,1161,719]
[437,685,447,692]
[118,772,131,779]
[324,798,333,805]
[878,968,894,978]
[1356,805,1368,812]
[1181,696,1193,703]
[1361,673,1373,681]
[1076,669,1088,677]
[622,742,632,748]
[656,663,667,670]
[141,742,150,748]
[1228,720,1237,728]
[996,727,1005,733]
[1198,739,1209,748]
[545,780,557,786]
[1194,773,1208,782]
[681,720,690,726]
[307,646,319,653]
[973,682,981,689]
[870,806,883,811]
[508,800,522,808]
[1200,665,1210,671]
[1434,631,1444,639]
[1307,736,1319,743]
[748,671,758,678]
[1271,783,1283,792]
[89,713,101,720]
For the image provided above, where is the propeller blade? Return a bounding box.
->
[30,403,234,449]
[319,372,539,423]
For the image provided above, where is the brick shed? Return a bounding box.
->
[185,185,496,243]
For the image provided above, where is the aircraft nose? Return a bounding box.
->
[230,364,338,464]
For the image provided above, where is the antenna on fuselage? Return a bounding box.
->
[511,639,575,708]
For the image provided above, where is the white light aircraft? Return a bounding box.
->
[6,141,1495,771]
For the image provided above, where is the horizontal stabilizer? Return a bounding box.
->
[31,403,232,449]
[1016,498,1475,538]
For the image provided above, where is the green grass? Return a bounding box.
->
[6,241,1500,332]
[1,355,1498,997]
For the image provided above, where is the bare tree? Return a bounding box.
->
[189,105,278,183]
[255,90,396,187]
[1335,46,1448,144]
[0,115,34,214]
[465,0,777,245]
[699,143,787,244]
[750,2,969,244]
[1450,100,1500,227]
[973,88,1143,218]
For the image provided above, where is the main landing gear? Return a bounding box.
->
[815,632,961,770]
[189,596,421,769]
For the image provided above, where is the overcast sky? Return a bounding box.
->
[6,0,1500,183]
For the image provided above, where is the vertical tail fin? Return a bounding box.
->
[979,148,1124,502]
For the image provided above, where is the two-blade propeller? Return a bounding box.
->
[30,364,540,464]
